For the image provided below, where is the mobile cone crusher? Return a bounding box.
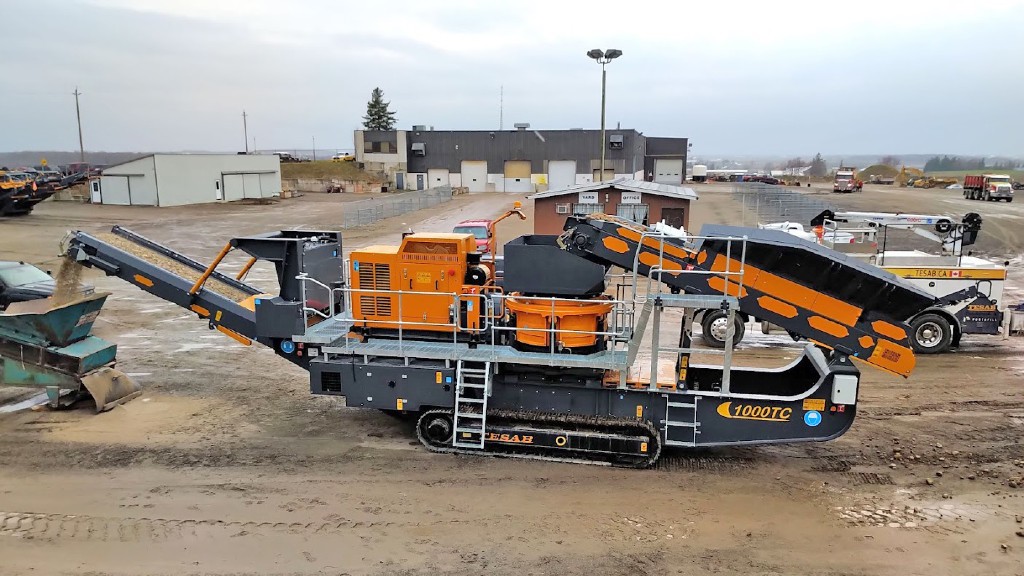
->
[63,211,936,467]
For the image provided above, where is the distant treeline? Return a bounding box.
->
[924,156,1022,172]
[0,151,151,169]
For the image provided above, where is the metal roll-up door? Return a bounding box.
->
[242,173,262,198]
[99,176,130,205]
[654,159,684,184]
[427,168,450,188]
[461,161,487,192]
[503,160,532,193]
[547,160,576,190]
[223,174,245,201]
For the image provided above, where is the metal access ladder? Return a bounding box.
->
[453,360,491,449]
[663,397,700,447]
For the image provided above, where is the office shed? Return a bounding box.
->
[528,178,698,236]
[98,154,281,207]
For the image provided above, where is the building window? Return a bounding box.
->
[411,142,426,156]
[363,138,396,154]
[616,204,650,225]
[609,134,624,150]
[555,203,570,214]
[572,203,605,216]
[365,141,392,153]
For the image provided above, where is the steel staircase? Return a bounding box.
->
[453,360,491,449]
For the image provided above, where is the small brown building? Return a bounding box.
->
[528,178,698,235]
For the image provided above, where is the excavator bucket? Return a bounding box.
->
[80,367,141,412]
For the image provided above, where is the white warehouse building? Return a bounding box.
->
[94,154,282,207]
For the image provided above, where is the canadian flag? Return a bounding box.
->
[950,270,962,278]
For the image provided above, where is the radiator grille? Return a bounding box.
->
[357,263,392,316]
[321,372,342,393]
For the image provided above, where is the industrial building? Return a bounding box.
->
[93,154,281,207]
[354,126,688,192]
[529,178,698,236]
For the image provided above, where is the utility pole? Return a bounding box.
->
[242,110,249,153]
[73,87,85,162]
[499,85,504,130]
[312,136,316,161]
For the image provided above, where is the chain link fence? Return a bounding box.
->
[731,183,836,227]
[341,186,454,229]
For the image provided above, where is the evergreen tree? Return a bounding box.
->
[809,153,827,177]
[362,87,397,131]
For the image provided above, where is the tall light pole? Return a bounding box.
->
[587,49,622,182]
[312,136,316,161]
[242,110,249,153]
[73,87,85,163]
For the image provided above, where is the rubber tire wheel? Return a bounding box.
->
[909,313,953,354]
[700,310,745,348]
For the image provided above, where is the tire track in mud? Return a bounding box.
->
[0,510,438,542]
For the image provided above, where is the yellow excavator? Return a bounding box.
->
[897,166,925,187]
[912,176,959,189]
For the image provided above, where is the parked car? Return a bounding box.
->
[0,261,94,309]
[331,154,355,162]
[453,219,493,253]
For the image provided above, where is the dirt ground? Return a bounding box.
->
[0,186,1022,576]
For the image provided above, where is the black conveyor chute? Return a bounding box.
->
[558,215,938,377]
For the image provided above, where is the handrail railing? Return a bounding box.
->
[296,230,753,393]
[295,275,635,351]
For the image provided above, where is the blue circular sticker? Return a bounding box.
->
[280,340,296,354]
[804,410,822,427]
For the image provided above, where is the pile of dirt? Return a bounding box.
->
[51,257,83,306]
[858,164,899,179]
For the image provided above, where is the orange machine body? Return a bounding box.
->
[350,233,486,333]
[505,295,614,351]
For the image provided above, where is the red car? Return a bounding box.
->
[453,219,492,253]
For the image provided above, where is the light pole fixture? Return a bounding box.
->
[587,49,622,183]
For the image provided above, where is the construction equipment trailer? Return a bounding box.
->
[63,211,934,467]
[809,210,1009,353]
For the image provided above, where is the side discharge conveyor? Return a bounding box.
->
[558,215,936,377]
[63,215,936,467]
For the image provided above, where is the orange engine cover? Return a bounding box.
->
[350,233,483,333]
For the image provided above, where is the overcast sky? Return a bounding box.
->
[3,0,1022,156]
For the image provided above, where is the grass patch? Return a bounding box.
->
[925,169,1024,180]
[281,160,381,181]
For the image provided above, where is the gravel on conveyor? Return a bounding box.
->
[95,232,252,302]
